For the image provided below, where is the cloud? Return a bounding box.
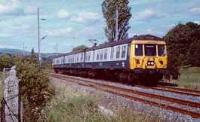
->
[45,27,73,37]
[190,7,200,15]
[0,0,36,16]
[71,11,99,22]
[57,9,70,19]
[0,0,19,14]
[23,6,36,15]
[56,10,99,23]
[193,21,200,24]
[133,0,164,5]
[135,8,157,20]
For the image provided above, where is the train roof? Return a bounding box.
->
[87,34,162,51]
[53,35,163,58]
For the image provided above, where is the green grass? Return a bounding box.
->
[42,80,163,122]
[42,84,108,122]
[177,67,200,90]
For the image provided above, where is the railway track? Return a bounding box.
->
[137,85,200,97]
[151,86,200,97]
[51,73,200,118]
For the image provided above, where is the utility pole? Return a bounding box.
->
[37,8,41,67]
[115,6,119,41]
[22,42,25,56]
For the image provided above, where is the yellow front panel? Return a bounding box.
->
[129,40,167,70]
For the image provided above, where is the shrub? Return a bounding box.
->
[0,54,14,71]
[15,57,55,121]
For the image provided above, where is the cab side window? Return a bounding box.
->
[135,44,143,56]
[158,45,165,56]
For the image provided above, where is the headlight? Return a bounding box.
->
[151,62,154,65]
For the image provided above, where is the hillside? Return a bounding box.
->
[0,48,29,55]
[0,48,60,59]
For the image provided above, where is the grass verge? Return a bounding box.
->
[177,67,200,90]
[43,78,163,122]
[43,82,108,122]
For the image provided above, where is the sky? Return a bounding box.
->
[0,0,199,53]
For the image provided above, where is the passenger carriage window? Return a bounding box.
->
[86,52,88,61]
[97,52,99,60]
[93,51,95,61]
[80,54,83,62]
[135,44,143,56]
[116,46,120,59]
[110,47,114,59]
[88,55,90,61]
[82,53,84,62]
[104,49,107,60]
[100,50,103,60]
[121,45,127,58]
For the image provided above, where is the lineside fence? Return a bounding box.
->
[1,66,22,122]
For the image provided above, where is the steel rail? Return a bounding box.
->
[158,86,200,94]
[51,73,200,118]
[151,87,200,97]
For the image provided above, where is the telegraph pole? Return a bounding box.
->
[37,8,41,67]
[115,6,119,41]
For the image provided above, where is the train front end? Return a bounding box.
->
[129,39,167,82]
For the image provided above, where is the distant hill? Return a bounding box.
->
[0,48,60,59]
[0,48,29,55]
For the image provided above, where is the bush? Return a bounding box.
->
[15,57,55,121]
[0,54,14,71]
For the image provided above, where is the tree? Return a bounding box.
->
[187,39,200,66]
[72,45,88,52]
[102,0,132,42]
[163,22,200,78]
[31,48,35,55]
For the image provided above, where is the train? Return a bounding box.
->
[52,35,167,84]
